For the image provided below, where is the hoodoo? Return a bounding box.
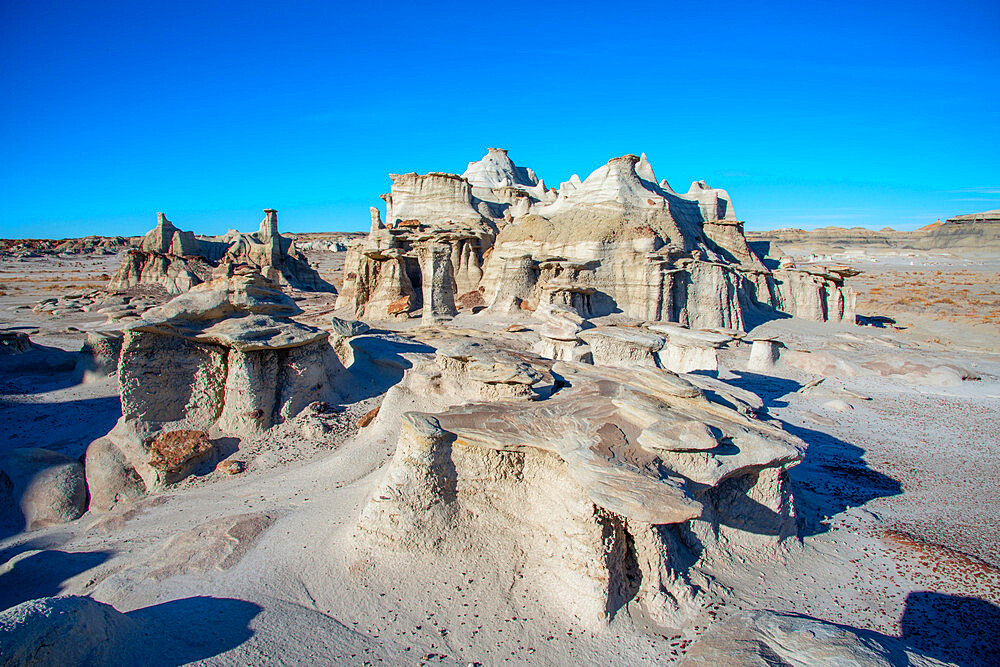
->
[339,150,856,329]
[109,210,334,295]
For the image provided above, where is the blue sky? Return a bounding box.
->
[2,0,998,238]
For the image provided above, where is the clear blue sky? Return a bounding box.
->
[2,0,998,238]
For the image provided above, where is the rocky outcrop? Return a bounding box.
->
[107,247,211,295]
[0,332,31,355]
[85,271,343,511]
[336,172,496,319]
[679,610,947,666]
[747,336,782,373]
[533,303,591,362]
[0,596,148,665]
[0,236,132,258]
[648,323,737,374]
[340,150,856,329]
[141,212,199,255]
[108,210,334,295]
[358,337,803,627]
[75,330,124,382]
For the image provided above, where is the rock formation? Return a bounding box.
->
[335,172,496,319]
[358,335,803,627]
[339,150,856,329]
[85,271,343,511]
[0,235,132,258]
[679,610,946,666]
[108,210,334,295]
[0,596,149,665]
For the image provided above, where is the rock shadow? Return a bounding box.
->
[184,436,241,479]
[717,371,902,536]
[900,591,1000,666]
[0,548,112,611]
[0,347,85,394]
[856,314,897,328]
[340,336,435,402]
[718,370,802,409]
[129,596,262,666]
[0,394,122,459]
[782,420,902,536]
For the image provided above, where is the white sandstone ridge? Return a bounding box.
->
[84,270,344,512]
[339,149,856,330]
[357,334,804,628]
[109,210,334,294]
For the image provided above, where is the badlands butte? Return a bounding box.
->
[0,149,998,666]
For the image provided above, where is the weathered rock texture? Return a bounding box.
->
[358,336,803,627]
[75,330,124,382]
[85,272,342,511]
[336,172,495,319]
[339,150,855,329]
[0,596,148,665]
[679,609,946,666]
[109,210,333,294]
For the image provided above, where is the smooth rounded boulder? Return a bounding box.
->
[0,448,87,530]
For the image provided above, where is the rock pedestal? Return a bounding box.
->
[420,243,458,325]
[85,272,343,511]
[359,347,803,628]
[748,336,782,373]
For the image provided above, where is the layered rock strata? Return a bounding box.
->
[340,150,856,329]
[336,172,495,319]
[85,272,342,511]
[358,337,803,627]
[109,210,333,295]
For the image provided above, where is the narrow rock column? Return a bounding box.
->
[369,206,384,232]
[259,209,282,269]
[487,254,536,313]
[748,337,781,373]
[421,243,457,325]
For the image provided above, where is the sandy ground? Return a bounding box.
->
[1,248,999,665]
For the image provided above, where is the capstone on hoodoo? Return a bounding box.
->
[357,335,804,627]
[109,210,334,295]
[85,270,343,511]
[339,149,855,330]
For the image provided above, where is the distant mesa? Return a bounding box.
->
[337,148,856,330]
[748,208,1000,255]
[108,209,335,295]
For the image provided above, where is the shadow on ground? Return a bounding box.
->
[132,596,262,666]
[719,371,902,536]
[901,591,1000,667]
[340,335,435,402]
[0,594,261,666]
[0,394,121,458]
[0,548,112,611]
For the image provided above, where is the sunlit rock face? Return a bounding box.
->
[357,338,803,628]
[108,210,334,295]
[340,149,856,328]
[84,272,343,512]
